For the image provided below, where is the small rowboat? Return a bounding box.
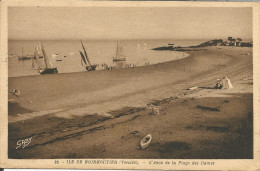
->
[140,134,152,149]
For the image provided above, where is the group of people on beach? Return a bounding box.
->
[96,62,141,71]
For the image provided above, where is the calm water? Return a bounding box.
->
[8,39,205,77]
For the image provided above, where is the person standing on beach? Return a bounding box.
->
[221,76,233,89]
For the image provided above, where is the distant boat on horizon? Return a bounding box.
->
[18,48,33,60]
[52,54,62,62]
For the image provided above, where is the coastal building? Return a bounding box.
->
[222,37,252,47]
[240,42,253,47]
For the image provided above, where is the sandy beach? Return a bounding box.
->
[8,46,253,159]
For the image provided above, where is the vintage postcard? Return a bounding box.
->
[0,0,260,170]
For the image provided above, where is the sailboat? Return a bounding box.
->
[32,44,58,75]
[79,40,96,71]
[113,42,126,62]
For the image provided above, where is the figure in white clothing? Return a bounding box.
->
[221,76,233,89]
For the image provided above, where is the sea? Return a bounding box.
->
[8,39,206,77]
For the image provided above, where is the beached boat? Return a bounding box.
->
[32,44,58,75]
[113,42,126,62]
[39,68,58,74]
[85,65,97,71]
[79,40,97,71]
[140,134,152,149]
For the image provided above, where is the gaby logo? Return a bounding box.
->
[16,137,32,149]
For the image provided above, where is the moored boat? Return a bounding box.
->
[18,48,34,60]
[18,56,33,60]
[39,68,58,74]
[113,42,126,62]
[32,43,58,75]
[86,65,97,71]
[140,134,152,149]
[79,40,96,72]
[113,57,126,62]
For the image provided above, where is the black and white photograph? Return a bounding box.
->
[1,1,260,169]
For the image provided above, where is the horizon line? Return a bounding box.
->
[8,37,253,41]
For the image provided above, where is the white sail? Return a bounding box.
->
[115,42,125,59]
[113,42,126,62]
[32,46,44,69]
[41,44,53,68]
[36,45,41,54]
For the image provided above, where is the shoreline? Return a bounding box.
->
[8,50,191,78]
[8,46,253,159]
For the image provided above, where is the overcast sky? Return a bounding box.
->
[8,7,252,40]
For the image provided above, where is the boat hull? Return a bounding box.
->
[40,68,58,75]
[86,65,97,71]
[140,134,152,149]
[113,57,126,62]
[18,56,32,60]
